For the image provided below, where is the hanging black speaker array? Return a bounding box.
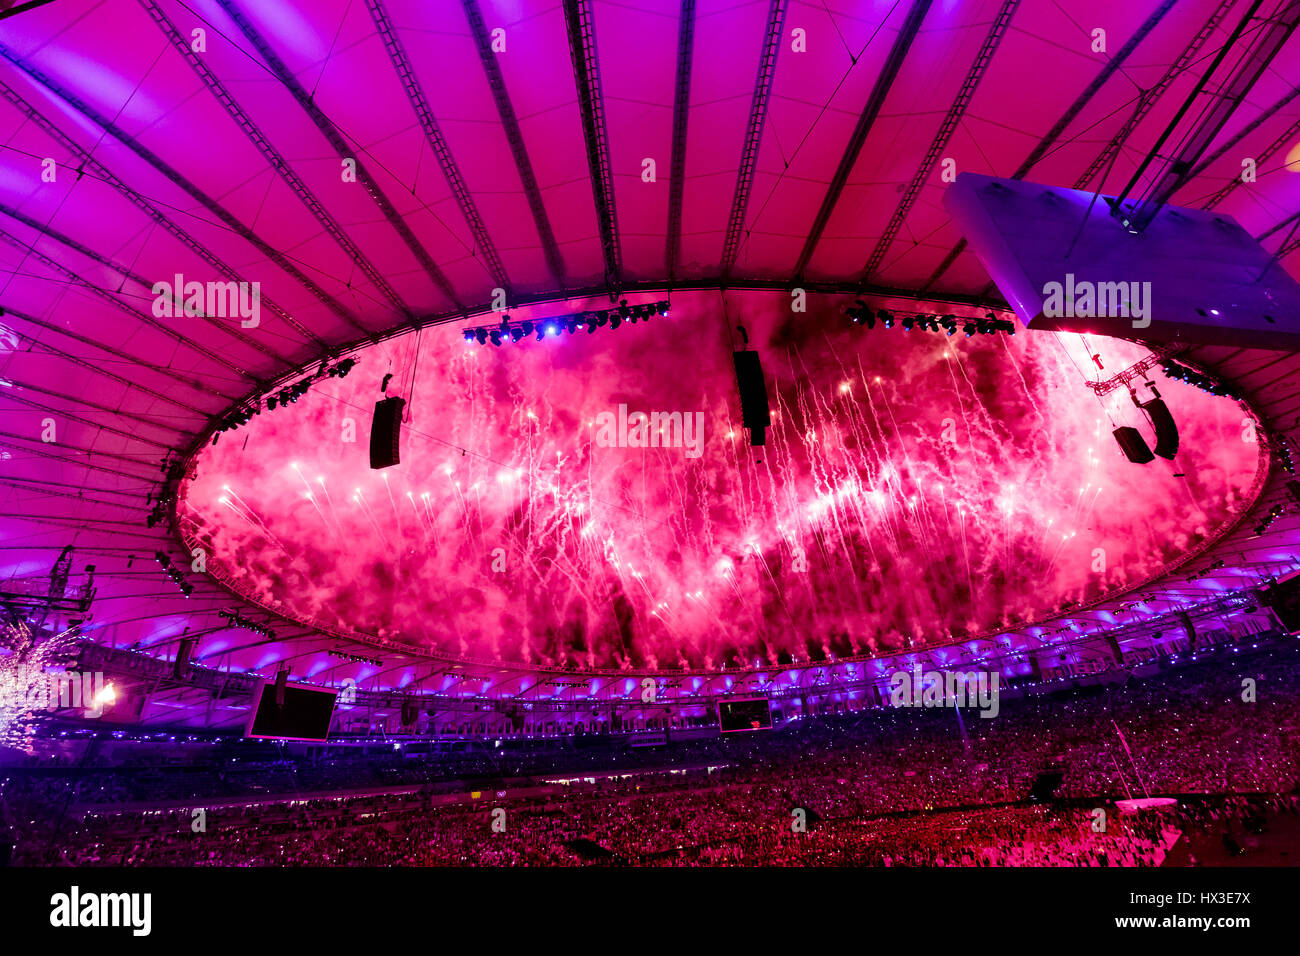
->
[1103,632,1123,663]
[1140,397,1179,460]
[370,396,406,469]
[173,635,197,680]
[1113,426,1155,464]
[274,666,290,709]
[732,351,771,447]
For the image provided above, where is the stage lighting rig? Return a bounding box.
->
[215,357,359,441]
[1254,503,1287,536]
[211,403,259,442]
[844,304,1014,337]
[846,300,874,327]
[217,608,276,640]
[1272,436,1295,474]
[1186,558,1226,582]
[327,648,380,666]
[463,300,669,348]
[1158,359,1240,399]
[145,462,187,528]
[153,551,193,597]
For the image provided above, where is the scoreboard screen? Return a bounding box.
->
[245,682,338,741]
[718,697,772,733]
[1266,573,1300,634]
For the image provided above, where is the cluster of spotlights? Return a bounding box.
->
[845,301,1015,337]
[463,300,670,347]
[154,551,193,597]
[1274,437,1295,474]
[212,405,258,442]
[145,501,168,528]
[327,648,380,666]
[218,608,275,640]
[1159,360,1239,399]
[267,380,311,411]
[213,359,359,445]
[1254,503,1287,536]
[1186,558,1226,582]
[323,357,357,379]
[268,357,355,410]
[146,461,183,527]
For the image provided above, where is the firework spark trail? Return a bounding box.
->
[290,462,317,501]
[304,491,336,540]
[217,487,259,527]
[315,477,345,534]
[352,490,392,551]
[218,496,254,525]
[223,486,273,532]
[405,491,430,543]
[448,475,477,548]
[998,332,1049,429]
[1044,523,1080,577]
[865,374,925,555]
[382,472,403,539]
[957,504,977,607]
[945,351,1025,581]
[216,498,289,555]
[419,492,439,544]
[222,488,295,556]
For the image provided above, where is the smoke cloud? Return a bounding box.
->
[182,292,1259,670]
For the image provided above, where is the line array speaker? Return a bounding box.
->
[732,351,771,447]
[1140,398,1179,460]
[173,635,197,680]
[274,667,289,709]
[1113,426,1155,464]
[370,396,406,470]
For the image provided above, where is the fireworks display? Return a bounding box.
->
[182,292,1260,670]
[0,622,79,752]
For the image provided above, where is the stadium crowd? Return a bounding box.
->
[3,644,1298,866]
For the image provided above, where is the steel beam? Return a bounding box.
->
[721,0,787,277]
[562,0,622,292]
[794,0,932,281]
[1120,0,1300,230]
[0,227,255,388]
[862,0,1018,282]
[665,0,696,281]
[216,0,463,311]
[365,0,511,295]
[1075,0,1235,190]
[924,0,1177,290]
[461,0,566,286]
[142,0,413,322]
[0,50,368,341]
